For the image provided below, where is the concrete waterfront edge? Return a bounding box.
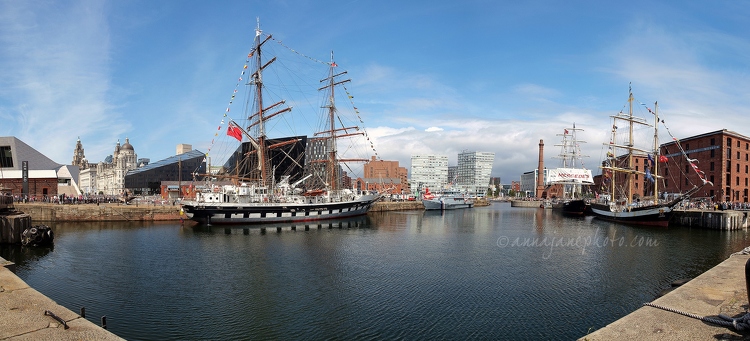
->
[0,256,126,340]
[579,254,750,340]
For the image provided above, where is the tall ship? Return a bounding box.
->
[181,21,382,225]
[589,86,709,226]
[551,124,594,216]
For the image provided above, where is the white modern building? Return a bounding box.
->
[410,154,448,193]
[455,151,495,197]
[519,169,551,197]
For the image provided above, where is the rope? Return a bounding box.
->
[638,100,713,187]
[732,246,750,256]
[342,84,380,160]
[269,35,330,66]
[644,302,750,332]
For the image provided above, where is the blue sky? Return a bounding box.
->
[1,0,748,183]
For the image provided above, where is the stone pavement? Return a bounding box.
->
[580,254,750,340]
[0,257,124,340]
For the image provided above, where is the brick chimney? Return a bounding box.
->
[536,139,545,198]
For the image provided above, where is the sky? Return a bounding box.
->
[1,0,748,183]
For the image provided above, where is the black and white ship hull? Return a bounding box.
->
[182,194,380,225]
[589,203,673,227]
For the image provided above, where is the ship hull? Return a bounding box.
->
[589,203,673,227]
[182,196,379,225]
[562,199,590,216]
[422,198,474,210]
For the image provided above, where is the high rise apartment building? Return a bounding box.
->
[457,151,495,196]
[410,155,448,191]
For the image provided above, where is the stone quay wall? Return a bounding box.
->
[14,203,182,222]
[370,201,424,212]
[673,209,748,230]
[11,201,425,222]
[0,212,32,244]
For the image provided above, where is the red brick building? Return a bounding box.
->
[660,129,750,202]
[356,156,410,195]
[593,154,651,200]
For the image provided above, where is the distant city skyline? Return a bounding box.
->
[1,1,748,182]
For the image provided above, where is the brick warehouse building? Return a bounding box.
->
[356,156,410,196]
[660,129,750,203]
[593,154,651,200]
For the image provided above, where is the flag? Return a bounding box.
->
[645,168,655,183]
[332,62,338,67]
[227,122,243,141]
[659,155,668,163]
[564,129,569,134]
[648,154,654,167]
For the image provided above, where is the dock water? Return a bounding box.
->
[0,256,125,340]
[580,253,750,340]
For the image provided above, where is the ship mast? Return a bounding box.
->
[251,19,268,185]
[246,19,291,187]
[326,51,341,190]
[652,101,659,203]
[603,85,652,206]
[315,51,367,191]
[627,90,634,206]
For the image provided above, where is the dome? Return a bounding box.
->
[122,137,134,151]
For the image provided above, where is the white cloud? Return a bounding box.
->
[425,126,443,132]
[0,1,130,162]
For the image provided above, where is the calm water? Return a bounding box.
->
[3,202,750,340]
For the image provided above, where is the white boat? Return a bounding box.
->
[182,20,382,225]
[589,86,708,226]
[421,188,474,210]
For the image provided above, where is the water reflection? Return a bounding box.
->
[190,215,373,234]
[4,202,750,340]
[0,244,53,269]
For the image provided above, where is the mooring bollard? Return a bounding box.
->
[101,316,107,329]
[80,307,86,318]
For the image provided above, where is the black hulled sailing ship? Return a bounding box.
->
[548,124,594,216]
[181,21,381,225]
[589,87,708,226]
